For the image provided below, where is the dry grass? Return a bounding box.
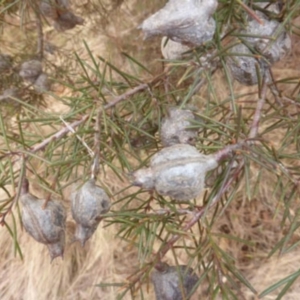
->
[1,2,300,300]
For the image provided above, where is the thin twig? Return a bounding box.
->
[235,0,264,25]
[30,114,90,153]
[42,166,61,209]
[0,156,26,225]
[104,83,149,109]
[148,208,195,216]
[60,116,94,157]
[249,74,268,139]
[34,8,44,60]
[91,107,102,179]
[213,142,246,163]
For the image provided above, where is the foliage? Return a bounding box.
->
[1,0,300,299]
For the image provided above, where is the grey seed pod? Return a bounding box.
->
[132,144,218,201]
[151,263,199,300]
[34,73,51,93]
[161,37,191,60]
[0,88,19,103]
[227,43,263,86]
[20,182,66,261]
[160,107,198,147]
[244,12,291,64]
[0,54,12,72]
[140,0,217,46]
[39,0,70,19]
[39,0,59,19]
[227,12,291,85]
[71,179,111,246]
[57,0,70,8]
[53,12,84,31]
[19,60,43,83]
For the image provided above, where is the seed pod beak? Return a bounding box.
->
[48,242,64,262]
[74,224,96,247]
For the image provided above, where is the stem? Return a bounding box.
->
[34,8,44,60]
[31,75,163,154]
[91,108,102,179]
[30,114,90,153]
[235,0,264,25]
[249,74,268,139]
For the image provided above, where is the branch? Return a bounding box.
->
[30,75,163,154]
[249,74,268,139]
[235,0,264,25]
[103,83,149,109]
[30,114,90,153]
[34,8,44,60]
[3,76,163,217]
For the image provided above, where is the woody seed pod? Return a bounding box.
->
[39,0,59,19]
[140,0,217,46]
[20,180,66,261]
[39,0,71,19]
[39,0,83,31]
[227,12,291,85]
[151,263,199,300]
[132,144,218,201]
[53,11,84,31]
[34,73,51,93]
[160,107,198,147]
[71,179,111,246]
[0,54,12,72]
[19,60,43,83]
[0,88,19,103]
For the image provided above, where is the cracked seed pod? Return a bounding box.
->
[19,60,43,83]
[132,144,218,201]
[53,11,84,31]
[0,54,12,72]
[151,263,199,300]
[71,179,111,246]
[34,73,51,93]
[20,180,66,261]
[161,37,191,60]
[140,0,217,46]
[0,88,19,103]
[160,107,198,147]
[228,12,291,85]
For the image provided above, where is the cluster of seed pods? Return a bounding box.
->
[151,263,199,300]
[20,179,66,261]
[19,60,51,92]
[20,177,111,260]
[17,3,293,300]
[227,5,291,85]
[39,0,84,31]
[132,107,217,201]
